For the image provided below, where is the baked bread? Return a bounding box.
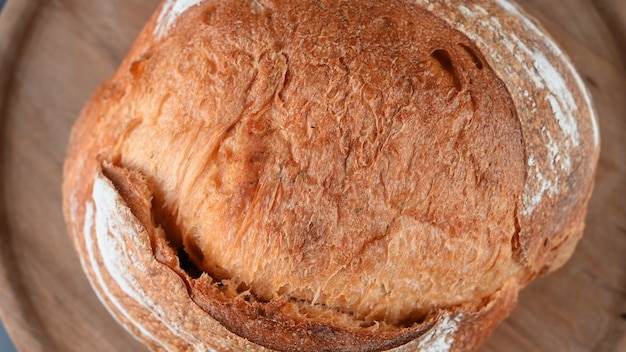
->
[62,0,600,351]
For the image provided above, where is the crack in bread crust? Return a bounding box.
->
[79,163,518,351]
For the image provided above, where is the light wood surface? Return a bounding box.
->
[0,0,624,351]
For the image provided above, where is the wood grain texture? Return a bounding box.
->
[0,0,624,351]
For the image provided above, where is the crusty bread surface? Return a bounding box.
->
[62,0,600,351]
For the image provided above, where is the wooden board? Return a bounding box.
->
[0,0,624,351]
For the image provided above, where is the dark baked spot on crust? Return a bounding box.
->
[231,117,270,215]
[430,49,463,92]
[201,4,219,26]
[511,204,524,262]
[130,59,146,79]
[459,43,484,70]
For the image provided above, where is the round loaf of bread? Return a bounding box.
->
[62,0,600,351]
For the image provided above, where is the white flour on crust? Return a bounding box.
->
[415,0,599,216]
[85,170,217,352]
[155,0,205,38]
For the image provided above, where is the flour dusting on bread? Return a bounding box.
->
[155,0,205,38]
[83,201,169,350]
[89,170,216,352]
[416,314,463,352]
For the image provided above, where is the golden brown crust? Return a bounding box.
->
[70,0,527,325]
[62,0,600,351]
[416,0,600,276]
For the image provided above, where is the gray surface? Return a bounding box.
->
[1,0,16,349]
[0,320,17,352]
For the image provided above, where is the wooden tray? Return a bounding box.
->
[1,0,624,351]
